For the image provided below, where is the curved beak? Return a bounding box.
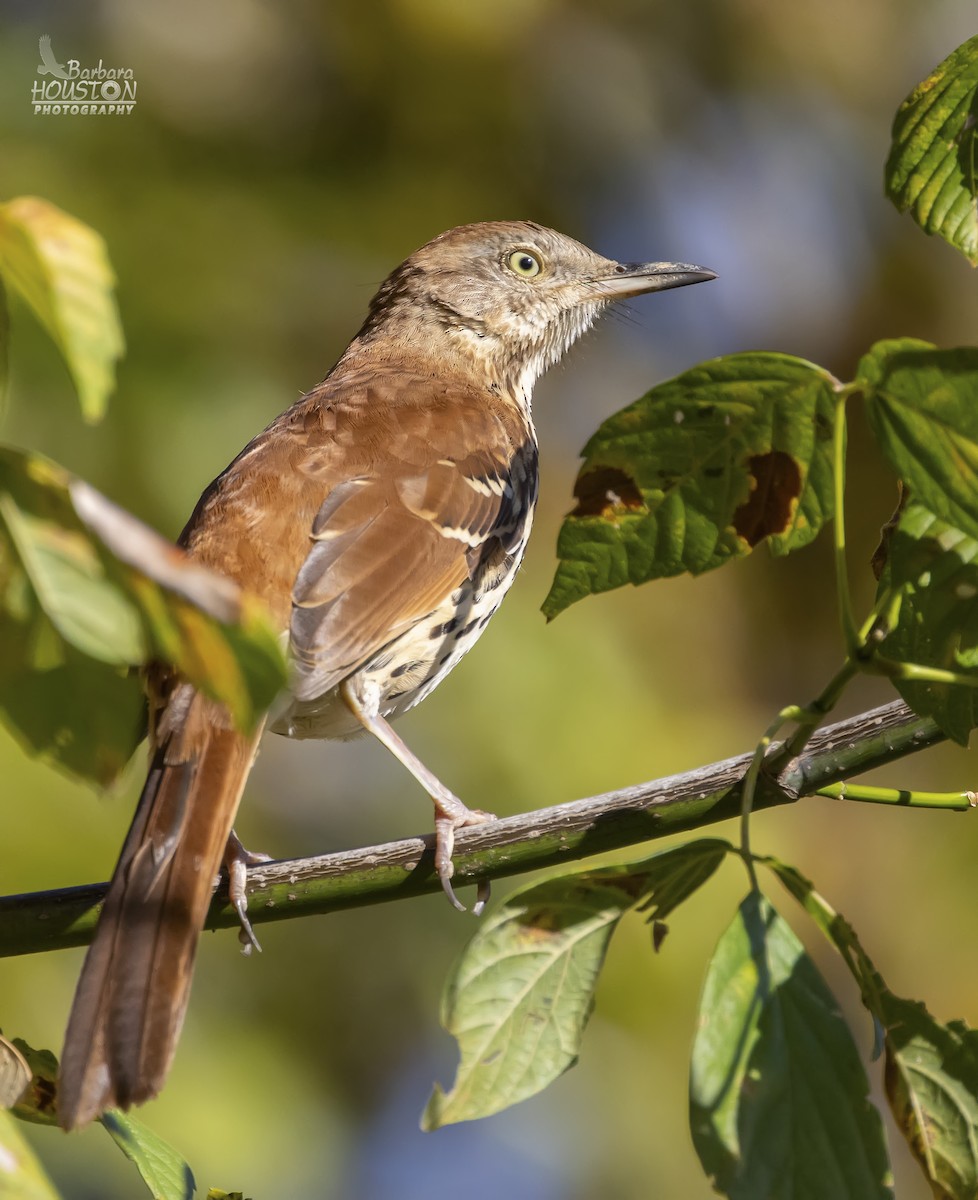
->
[593,261,717,300]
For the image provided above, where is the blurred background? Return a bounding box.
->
[1,1,977,1195]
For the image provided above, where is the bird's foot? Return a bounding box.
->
[224,831,273,956]
[432,797,495,915]
[340,681,493,912]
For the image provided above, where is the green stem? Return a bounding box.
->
[833,388,860,655]
[780,658,859,761]
[740,704,807,888]
[874,656,978,688]
[816,781,976,810]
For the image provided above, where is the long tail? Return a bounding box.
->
[59,689,262,1130]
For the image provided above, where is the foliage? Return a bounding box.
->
[0,197,288,789]
[429,35,978,1200]
[3,31,978,1200]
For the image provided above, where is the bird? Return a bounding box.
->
[58,221,714,1130]
[37,35,69,80]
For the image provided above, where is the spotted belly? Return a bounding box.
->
[270,535,528,742]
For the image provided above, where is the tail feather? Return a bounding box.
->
[59,690,262,1129]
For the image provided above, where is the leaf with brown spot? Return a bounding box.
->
[731,450,803,547]
[7,1039,58,1126]
[571,466,645,519]
[544,352,840,618]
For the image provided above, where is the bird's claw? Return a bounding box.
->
[224,833,272,956]
[433,804,494,915]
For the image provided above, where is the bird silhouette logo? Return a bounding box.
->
[37,35,69,80]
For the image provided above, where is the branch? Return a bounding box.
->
[0,701,950,959]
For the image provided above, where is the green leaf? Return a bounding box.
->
[7,1038,59,1127]
[0,1036,30,1109]
[859,338,978,543]
[0,197,124,423]
[689,892,892,1200]
[424,839,730,1128]
[0,275,9,417]
[0,1108,63,1200]
[884,1008,978,1200]
[768,859,978,1200]
[633,837,731,925]
[885,35,978,265]
[879,502,978,744]
[100,1111,195,1200]
[0,446,288,786]
[544,352,838,618]
[423,873,639,1128]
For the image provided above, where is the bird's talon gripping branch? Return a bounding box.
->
[432,803,495,913]
[224,832,271,956]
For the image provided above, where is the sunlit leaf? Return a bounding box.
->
[100,1110,195,1200]
[0,1108,63,1199]
[859,339,978,543]
[423,873,638,1128]
[0,196,123,422]
[0,276,9,416]
[768,860,978,1200]
[885,35,978,265]
[0,446,287,786]
[8,1039,58,1127]
[544,352,838,618]
[425,839,730,1127]
[0,1036,30,1109]
[880,502,978,744]
[689,892,892,1200]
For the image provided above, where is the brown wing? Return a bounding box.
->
[178,366,535,701]
[288,375,536,702]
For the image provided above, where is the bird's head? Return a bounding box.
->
[352,220,715,398]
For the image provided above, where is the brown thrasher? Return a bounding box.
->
[58,221,714,1129]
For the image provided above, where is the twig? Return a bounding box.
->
[0,700,946,959]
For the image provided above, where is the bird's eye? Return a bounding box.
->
[506,250,542,278]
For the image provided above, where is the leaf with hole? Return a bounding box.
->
[544,352,838,618]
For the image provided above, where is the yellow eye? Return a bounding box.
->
[507,249,542,278]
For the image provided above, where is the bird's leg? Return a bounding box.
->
[223,830,272,955]
[341,681,494,913]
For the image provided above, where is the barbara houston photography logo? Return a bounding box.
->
[32,35,136,115]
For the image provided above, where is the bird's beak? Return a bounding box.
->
[591,261,717,300]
